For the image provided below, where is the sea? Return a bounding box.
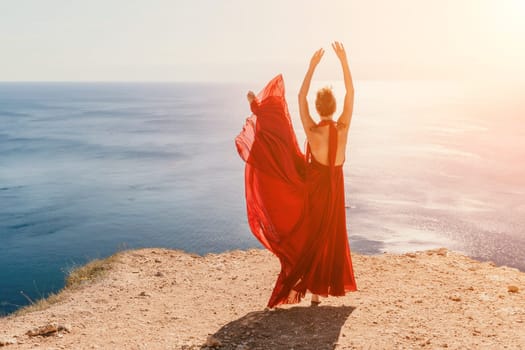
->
[1,79,524,315]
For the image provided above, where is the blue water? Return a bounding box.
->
[1,80,524,315]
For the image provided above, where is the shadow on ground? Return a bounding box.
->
[201,305,355,350]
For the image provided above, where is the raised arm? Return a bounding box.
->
[332,42,354,129]
[298,48,324,135]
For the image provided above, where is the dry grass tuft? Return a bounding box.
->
[14,292,63,316]
[13,252,122,316]
[65,253,121,288]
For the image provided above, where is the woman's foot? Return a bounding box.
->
[247,91,256,104]
[286,289,299,304]
[311,294,321,306]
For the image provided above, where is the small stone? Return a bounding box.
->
[58,324,71,333]
[205,335,222,347]
[26,324,59,337]
[449,296,461,302]
[155,271,164,277]
[436,248,448,256]
[419,338,431,346]
[138,291,148,297]
[508,285,519,293]
[154,258,161,263]
[0,338,17,347]
[405,253,417,258]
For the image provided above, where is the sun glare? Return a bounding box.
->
[495,0,525,33]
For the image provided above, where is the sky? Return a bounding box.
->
[1,0,524,82]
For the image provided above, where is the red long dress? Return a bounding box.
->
[235,74,357,308]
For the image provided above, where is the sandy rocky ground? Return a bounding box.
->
[1,247,524,350]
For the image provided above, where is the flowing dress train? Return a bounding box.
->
[235,74,357,308]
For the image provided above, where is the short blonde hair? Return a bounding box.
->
[315,87,336,117]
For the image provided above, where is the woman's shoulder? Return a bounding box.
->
[310,121,347,132]
[336,121,350,132]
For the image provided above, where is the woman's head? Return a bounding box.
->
[315,87,336,118]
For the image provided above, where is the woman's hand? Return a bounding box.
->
[331,41,347,63]
[247,91,256,104]
[309,48,324,69]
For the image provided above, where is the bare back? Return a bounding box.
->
[298,42,354,167]
[307,123,348,166]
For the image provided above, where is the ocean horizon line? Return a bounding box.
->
[0,77,471,84]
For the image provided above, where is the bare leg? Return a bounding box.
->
[311,293,321,306]
[284,278,305,304]
[286,289,299,303]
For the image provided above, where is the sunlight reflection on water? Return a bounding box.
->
[0,80,524,315]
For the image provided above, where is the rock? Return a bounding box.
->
[0,338,17,347]
[422,339,431,345]
[26,323,70,337]
[59,324,71,333]
[449,296,461,302]
[205,335,222,347]
[26,324,58,337]
[436,248,448,256]
[508,285,519,293]
[138,291,148,297]
[405,253,417,258]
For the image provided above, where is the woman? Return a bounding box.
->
[236,41,357,308]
